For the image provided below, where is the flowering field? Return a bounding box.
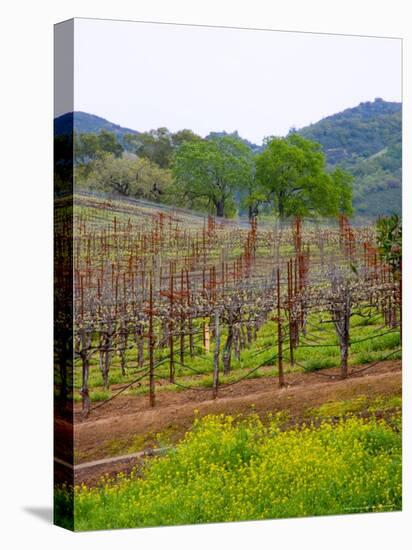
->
[58,412,401,530]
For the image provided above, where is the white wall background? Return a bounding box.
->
[0,1,410,548]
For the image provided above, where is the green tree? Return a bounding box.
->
[330,167,354,216]
[256,134,352,218]
[74,131,124,183]
[171,129,202,148]
[124,128,202,168]
[87,154,172,200]
[136,128,173,168]
[376,214,402,276]
[75,130,123,168]
[172,136,254,217]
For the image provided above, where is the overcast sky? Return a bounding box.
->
[71,18,402,144]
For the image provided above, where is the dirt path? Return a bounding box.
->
[71,360,401,480]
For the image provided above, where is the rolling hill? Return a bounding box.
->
[296,98,401,217]
[54,111,140,140]
[54,98,402,217]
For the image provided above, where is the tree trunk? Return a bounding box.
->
[215,200,225,218]
[81,354,90,417]
[136,324,144,368]
[223,324,234,375]
[248,204,258,221]
[332,298,351,380]
[234,326,241,361]
[340,307,350,380]
[120,326,128,376]
[340,339,349,380]
[278,195,285,219]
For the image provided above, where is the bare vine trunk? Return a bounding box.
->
[223,324,234,375]
[212,312,220,398]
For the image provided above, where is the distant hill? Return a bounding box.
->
[55,99,402,218]
[54,111,140,139]
[296,98,401,217]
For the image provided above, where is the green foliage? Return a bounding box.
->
[297,98,401,217]
[124,127,173,168]
[79,154,172,200]
[330,167,354,216]
[205,130,262,153]
[65,414,401,529]
[124,128,202,168]
[308,394,401,418]
[376,214,402,274]
[62,98,401,217]
[298,98,401,161]
[255,134,352,218]
[172,136,254,217]
[75,130,124,166]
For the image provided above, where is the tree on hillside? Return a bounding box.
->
[330,167,354,216]
[132,128,173,168]
[255,134,353,218]
[123,128,202,168]
[75,130,124,165]
[171,129,202,148]
[87,154,172,200]
[172,136,254,217]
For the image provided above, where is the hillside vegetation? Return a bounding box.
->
[54,98,401,218]
[296,98,401,217]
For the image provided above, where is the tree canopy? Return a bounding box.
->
[255,134,353,218]
[124,128,202,169]
[83,154,172,201]
[71,126,354,220]
[172,136,254,217]
[75,130,124,165]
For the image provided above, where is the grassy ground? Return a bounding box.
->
[72,309,401,403]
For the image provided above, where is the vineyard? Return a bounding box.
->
[53,191,402,528]
[50,19,403,533]
[55,193,401,417]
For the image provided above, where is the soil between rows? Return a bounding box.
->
[61,360,402,485]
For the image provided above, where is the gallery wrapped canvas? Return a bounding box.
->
[54,18,402,531]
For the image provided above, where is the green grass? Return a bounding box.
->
[72,309,401,402]
[307,393,402,418]
[57,412,401,530]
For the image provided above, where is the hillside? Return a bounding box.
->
[54,111,140,139]
[54,99,402,217]
[296,98,402,217]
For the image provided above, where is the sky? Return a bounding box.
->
[70,18,402,145]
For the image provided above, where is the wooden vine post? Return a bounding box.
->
[180,269,185,365]
[277,268,285,388]
[212,310,221,399]
[148,278,156,407]
[287,259,295,366]
[169,271,175,383]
